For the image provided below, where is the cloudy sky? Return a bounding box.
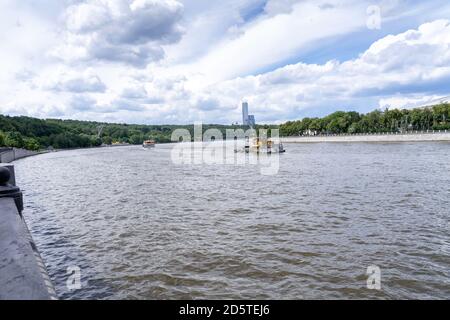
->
[1,0,450,124]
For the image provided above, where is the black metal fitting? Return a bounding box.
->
[0,167,24,214]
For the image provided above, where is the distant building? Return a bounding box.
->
[305,129,317,136]
[248,115,255,127]
[242,102,249,125]
[242,102,256,127]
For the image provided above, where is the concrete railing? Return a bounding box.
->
[283,129,449,138]
[0,164,57,300]
[0,148,39,163]
[281,131,450,143]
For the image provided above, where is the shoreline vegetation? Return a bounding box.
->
[280,103,450,136]
[0,103,449,151]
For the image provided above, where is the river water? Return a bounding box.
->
[15,142,450,299]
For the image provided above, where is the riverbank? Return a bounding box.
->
[281,131,450,143]
[0,165,57,300]
[0,148,45,163]
[0,144,138,164]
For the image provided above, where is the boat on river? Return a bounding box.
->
[143,140,156,149]
[235,137,285,154]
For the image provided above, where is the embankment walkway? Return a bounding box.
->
[0,148,40,163]
[281,131,450,143]
[0,164,57,300]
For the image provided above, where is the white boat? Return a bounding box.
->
[143,140,156,148]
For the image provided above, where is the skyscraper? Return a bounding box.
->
[242,102,249,125]
[248,115,255,127]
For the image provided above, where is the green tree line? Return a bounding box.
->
[0,115,275,151]
[1,104,449,150]
[280,104,450,136]
[0,116,188,150]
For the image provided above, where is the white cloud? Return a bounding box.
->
[53,0,184,66]
[378,95,446,110]
[1,1,450,125]
[38,68,107,93]
[264,0,303,16]
[179,0,370,87]
[196,19,450,122]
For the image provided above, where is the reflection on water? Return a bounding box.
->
[15,142,450,299]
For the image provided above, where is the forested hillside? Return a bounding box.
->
[0,116,271,150]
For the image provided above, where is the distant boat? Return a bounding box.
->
[235,137,285,154]
[143,140,156,148]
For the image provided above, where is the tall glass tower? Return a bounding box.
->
[242,102,249,125]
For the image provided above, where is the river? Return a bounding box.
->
[14,142,450,299]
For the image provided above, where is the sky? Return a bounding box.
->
[0,0,450,124]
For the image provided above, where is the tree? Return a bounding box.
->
[0,131,6,147]
[102,136,113,145]
[5,131,25,148]
[129,134,143,145]
[309,118,323,132]
[90,136,102,147]
[23,138,40,151]
[348,122,361,134]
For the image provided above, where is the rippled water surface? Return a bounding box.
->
[15,142,450,299]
